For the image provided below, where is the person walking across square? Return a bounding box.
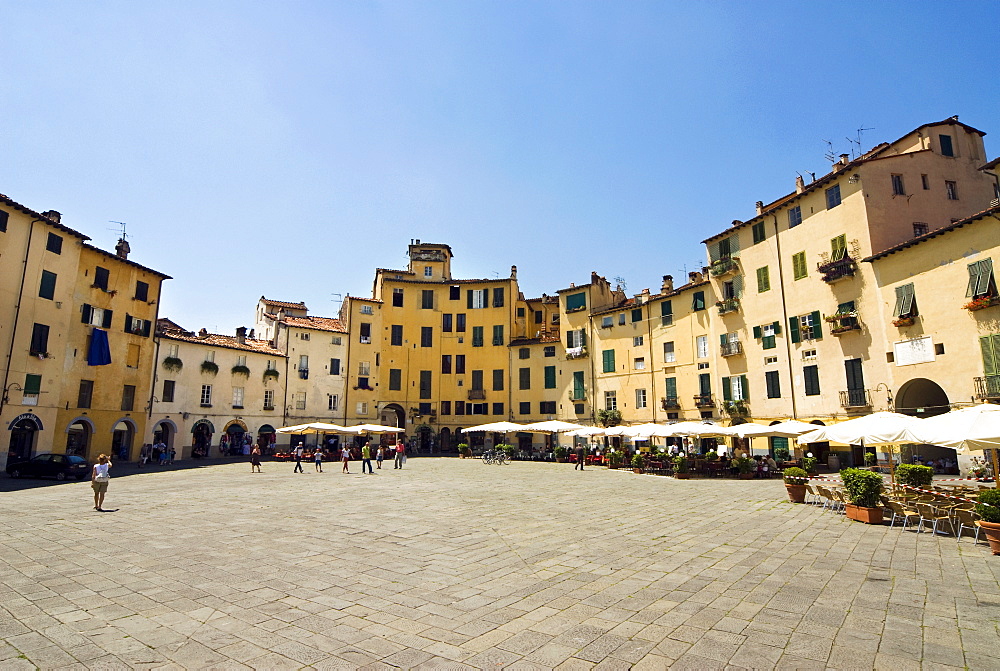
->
[341,445,351,473]
[575,444,586,470]
[361,443,373,474]
[293,445,304,473]
[394,440,406,469]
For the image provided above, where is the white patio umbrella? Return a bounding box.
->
[565,426,606,437]
[797,412,925,482]
[464,421,525,433]
[765,420,823,437]
[603,425,641,437]
[520,420,587,432]
[913,404,1000,480]
[276,422,351,449]
[345,423,406,434]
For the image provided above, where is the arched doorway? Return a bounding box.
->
[223,420,248,456]
[380,403,405,429]
[65,417,94,458]
[153,419,177,453]
[257,424,276,453]
[192,420,214,458]
[896,378,950,417]
[7,413,42,467]
[111,419,136,461]
[439,427,451,452]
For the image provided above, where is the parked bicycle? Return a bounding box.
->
[482,447,510,465]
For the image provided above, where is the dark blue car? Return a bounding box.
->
[6,453,90,481]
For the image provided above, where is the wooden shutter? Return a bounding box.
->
[708,241,722,263]
[771,320,781,335]
[142,320,151,337]
[900,284,915,316]
[567,330,574,348]
[845,358,864,391]
[602,349,615,373]
[789,316,800,343]
[102,310,113,329]
[692,292,705,310]
[661,301,672,316]
[756,266,769,292]
[831,235,847,261]
[721,377,732,401]
[544,366,556,388]
[39,271,56,299]
[124,314,133,333]
[720,333,728,346]
[731,274,744,297]
[982,335,998,376]
[24,373,42,395]
[81,304,93,324]
[699,373,711,396]
[752,325,762,339]
[466,290,474,309]
[665,377,677,397]
[573,371,585,398]
[631,308,642,323]
[741,375,749,400]
[810,311,822,339]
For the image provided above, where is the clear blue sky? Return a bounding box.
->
[3,1,998,333]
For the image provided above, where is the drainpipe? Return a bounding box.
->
[0,217,39,422]
[647,303,655,422]
[145,283,164,423]
[281,323,290,427]
[773,215,798,421]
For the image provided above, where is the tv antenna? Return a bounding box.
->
[613,275,627,292]
[848,125,874,158]
[822,139,837,164]
[108,221,128,240]
[331,293,343,309]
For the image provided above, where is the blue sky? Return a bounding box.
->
[3,1,999,333]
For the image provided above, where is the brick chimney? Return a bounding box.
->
[236,326,247,344]
[41,210,61,223]
[755,201,764,215]
[115,238,130,260]
[795,175,806,193]
[688,270,703,284]
[198,328,208,339]
[661,275,673,293]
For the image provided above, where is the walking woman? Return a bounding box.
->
[341,444,351,473]
[250,445,262,473]
[314,447,324,473]
[376,445,384,469]
[91,454,112,511]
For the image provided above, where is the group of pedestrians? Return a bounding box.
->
[283,441,408,474]
[138,441,175,467]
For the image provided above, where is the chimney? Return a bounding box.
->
[795,175,805,193]
[115,238,130,260]
[688,270,703,284]
[755,201,764,215]
[198,328,208,339]
[510,265,517,279]
[569,283,575,289]
[236,326,247,344]
[41,210,61,223]
[591,271,599,285]
[661,275,674,293]
[248,328,255,340]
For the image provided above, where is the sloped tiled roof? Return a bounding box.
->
[82,243,172,279]
[280,314,347,334]
[863,204,1000,262]
[159,329,285,356]
[260,296,307,310]
[0,193,91,240]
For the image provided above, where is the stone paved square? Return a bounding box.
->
[2,459,999,669]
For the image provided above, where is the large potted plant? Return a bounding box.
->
[501,444,518,460]
[607,450,622,469]
[554,446,568,463]
[802,455,819,476]
[734,456,755,479]
[673,455,690,479]
[783,467,808,503]
[840,467,884,523]
[631,453,645,474]
[975,489,1000,555]
[457,443,471,458]
[864,451,878,471]
[895,464,933,488]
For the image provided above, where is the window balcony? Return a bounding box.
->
[720,341,743,357]
[661,314,673,327]
[569,390,586,402]
[566,346,588,359]
[716,298,740,315]
[468,389,486,400]
[974,376,1000,401]
[661,396,680,410]
[817,257,856,283]
[839,389,871,409]
[693,394,715,408]
[263,405,275,411]
[709,257,739,278]
[964,295,1000,312]
[298,369,309,379]
[826,312,861,335]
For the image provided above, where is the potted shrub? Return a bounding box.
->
[840,468,884,523]
[673,455,690,479]
[895,464,933,488]
[501,444,518,459]
[162,356,183,372]
[554,446,568,463]
[457,443,470,459]
[774,446,790,463]
[864,451,878,471]
[608,450,622,469]
[705,450,719,462]
[631,453,645,474]
[974,489,1000,555]
[802,456,818,476]
[200,360,220,375]
[783,467,809,503]
[734,456,755,479]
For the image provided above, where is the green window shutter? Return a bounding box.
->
[472,326,483,347]
[602,349,615,373]
[983,335,998,376]
[721,377,732,402]
[493,324,503,345]
[103,310,113,329]
[720,333,728,346]
[39,271,57,300]
[756,266,770,292]
[732,274,744,297]
[837,301,855,314]
[893,285,906,316]
[23,374,42,395]
[573,371,584,397]
[741,375,749,401]
[752,325,762,339]
[660,300,672,316]
[789,316,801,343]
[708,241,721,263]
[752,221,765,244]
[810,310,822,339]
[580,330,587,347]
[831,235,847,260]
[692,291,705,310]
[566,292,586,311]
[900,284,915,316]
[466,290,473,309]
[665,377,677,397]
[772,320,781,335]
[544,366,556,389]
[762,335,776,350]
[631,308,642,323]
[967,262,981,297]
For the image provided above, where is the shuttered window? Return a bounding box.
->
[893,283,916,317]
[756,266,770,293]
[492,325,504,346]
[572,371,585,400]
[660,300,673,326]
[792,252,807,280]
[631,308,642,323]
[419,370,432,399]
[765,371,781,398]
[421,327,433,347]
[692,291,705,311]
[30,323,49,354]
[826,184,842,209]
[493,369,504,391]
[752,221,765,244]
[518,368,530,390]
[803,365,821,396]
[388,369,402,390]
[967,259,996,298]
[492,287,504,308]
[664,377,677,398]
[544,366,556,389]
[565,292,586,312]
[831,235,847,261]
[602,349,615,373]
[471,326,483,347]
[39,271,57,300]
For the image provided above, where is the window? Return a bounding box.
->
[93,266,110,290]
[442,314,453,332]
[764,356,778,365]
[39,271,57,300]
[126,343,140,368]
[232,387,244,408]
[492,287,504,308]
[421,326,433,348]
[631,309,642,323]
[831,235,847,261]
[634,357,645,370]
[200,384,212,406]
[893,283,917,318]
[293,392,306,410]
[330,358,341,375]
[803,365,820,396]
[493,403,505,415]
[565,292,586,312]
[78,380,94,408]
[388,369,402,391]
[492,325,504,346]
[298,355,309,378]
[441,355,452,374]
[0,209,7,231]
[328,394,338,411]
[696,335,708,359]
[236,355,247,368]
[660,300,673,326]
[891,174,906,196]
[470,369,483,391]
[519,347,530,359]
[566,329,586,349]
[765,371,781,398]
[633,336,644,347]
[722,375,748,402]
[419,371,431,399]
[119,385,135,411]
[471,326,484,347]
[331,336,342,345]
[519,402,531,415]
[617,313,625,326]
[572,371,585,401]
[967,259,996,298]
[635,388,647,409]
[544,346,555,357]
[455,355,466,374]
[939,134,954,157]
[161,379,174,403]
[752,321,780,350]
[534,310,543,324]
[468,289,487,309]
[517,307,525,318]
[792,251,807,280]
[264,389,275,409]
[802,348,817,361]
[22,374,40,405]
[449,285,461,300]
[787,311,822,342]
[124,315,151,337]
[664,377,677,401]
[754,266,770,293]
[206,351,215,363]
[604,391,617,411]
[539,401,556,414]
[752,221,766,244]
[945,180,958,200]
[826,184,841,209]
[392,288,404,307]
[440,401,451,415]
[788,205,802,228]
[168,344,179,358]
[356,402,368,415]
[493,369,504,391]
[30,323,49,355]
[692,291,705,311]
[519,367,530,390]
[602,349,615,373]
[360,304,373,315]
[359,323,371,344]
[456,314,466,332]
[663,341,675,363]
[421,290,434,309]
[134,281,149,302]
[913,222,929,237]
[601,316,613,329]
[544,365,556,389]
[424,266,433,277]
[921,174,929,190]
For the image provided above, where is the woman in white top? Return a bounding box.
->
[91,454,112,511]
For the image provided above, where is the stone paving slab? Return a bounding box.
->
[1,459,999,669]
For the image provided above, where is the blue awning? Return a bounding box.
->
[87,328,112,366]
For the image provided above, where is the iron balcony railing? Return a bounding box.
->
[693,394,715,408]
[661,396,680,410]
[468,389,486,400]
[720,341,743,356]
[709,257,739,277]
[839,389,872,408]
[717,298,741,315]
[818,257,857,283]
[974,376,1000,400]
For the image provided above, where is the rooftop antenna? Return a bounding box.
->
[108,220,128,240]
[822,139,837,164]
[331,293,343,309]
[613,275,627,292]
[851,125,874,158]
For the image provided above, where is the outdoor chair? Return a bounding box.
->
[916,502,955,536]
[888,501,921,531]
[955,508,983,545]
[804,484,819,505]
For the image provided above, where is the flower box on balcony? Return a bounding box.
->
[831,323,861,335]
[709,257,739,277]
[964,296,1000,312]
[716,298,740,315]
[817,257,856,283]
[892,316,915,327]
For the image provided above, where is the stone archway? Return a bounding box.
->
[380,403,405,429]
[111,418,137,461]
[65,416,95,458]
[896,378,950,418]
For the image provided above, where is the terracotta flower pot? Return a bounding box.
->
[979,521,1000,555]
[556,458,567,463]
[675,473,690,479]
[633,468,643,474]
[785,484,807,503]
[845,504,884,524]
[738,472,754,480]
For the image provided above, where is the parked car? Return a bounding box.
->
[6,453,90,481]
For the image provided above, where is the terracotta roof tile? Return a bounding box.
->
[82,243,172,279]
[863,204,1000,262]
[159,330,285,356]
[280,315,347,333]
[0,193,91,240]
[260,296,307,310]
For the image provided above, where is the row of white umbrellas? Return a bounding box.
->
[276,422,405,435]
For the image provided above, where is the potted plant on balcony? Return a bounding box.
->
[162,356,183,372]
[734,456,755,479]
[200,360,219,375]
[892,316,915,327]
[783,467,809,503]
[554,446,568,463]
[631,453,645,474]
[964,295,1000,311]
[974,489,1000,554]
[840,467,884,523]
[262,368,280,382]
[864,451,878,471]
[457,443,471,459]
[673,455,690,479]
